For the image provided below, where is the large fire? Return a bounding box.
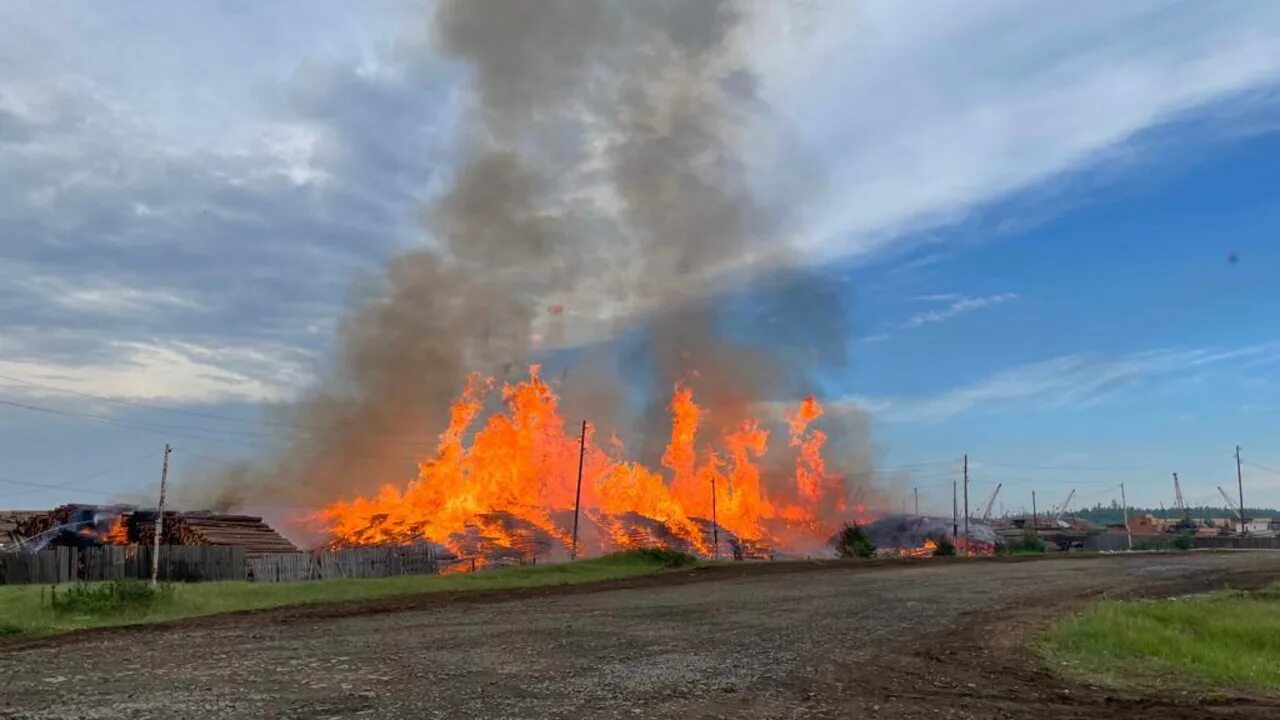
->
[318,366,869,563]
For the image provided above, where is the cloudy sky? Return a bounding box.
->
[2,0,1279,519]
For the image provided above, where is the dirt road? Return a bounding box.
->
[2,552,1278,719]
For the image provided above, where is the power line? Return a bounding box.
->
[975,460,1165,472]
[0,450,162,497]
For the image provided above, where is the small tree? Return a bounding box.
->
[1172,533,1194,551]
[933,536,956,557]
[835,523,876,558]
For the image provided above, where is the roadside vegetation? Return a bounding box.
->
[1040,583,1280,692]
[1002,531,1047,555]
[0,549,696,637]
[833,523,877,558]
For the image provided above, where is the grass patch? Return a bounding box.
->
[0,549,694,637]
[49,580,174,617]
[1040,583,1280,692]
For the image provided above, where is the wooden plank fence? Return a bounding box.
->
[2,545,441,585]
[248,546,440,583]
[0,546,245,585]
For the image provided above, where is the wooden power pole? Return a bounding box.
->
[151,443,172,587]
[962,454,969,554]
[1031,490,1038,538]
[710,476,719,560]
[1236,445,1246,535]
[1120,482,1132,551]
[952,480,958,545]
[571,421,586,560]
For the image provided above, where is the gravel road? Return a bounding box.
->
[2,552,1278,719]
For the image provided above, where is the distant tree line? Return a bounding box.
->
[1067,502,1278,526]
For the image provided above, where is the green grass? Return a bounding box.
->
[1040,583,1280,692]
[0,549,695,637]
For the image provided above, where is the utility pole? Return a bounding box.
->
[913,486,919,517]
[962,454,969,554]
[570,421,587,560]
[951,480,958,547]
[151,443,172,587]
[1120,482,1132,551]
[1236,445,1246,535]
[1031,490,1038,539]
[710,475,719,560]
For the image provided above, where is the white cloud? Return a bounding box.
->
[751,0,1280,263]
[825,341,1280,424]
[903,293,1018,328]
[0,340,311,404]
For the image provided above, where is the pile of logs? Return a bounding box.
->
[132,511,297,557]
[12,504,85,538]
[4,505,297,558]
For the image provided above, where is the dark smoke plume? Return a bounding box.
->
[195,0,874,521]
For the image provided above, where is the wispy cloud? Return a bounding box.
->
[827,341,1280,424]
[0,340,312,404]
[904,293,1018,328]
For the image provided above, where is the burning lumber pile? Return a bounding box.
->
[10,504,127,547]
[4,504,296,558]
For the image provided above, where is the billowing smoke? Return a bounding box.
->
[195,0,876,526]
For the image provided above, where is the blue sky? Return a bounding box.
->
[1,1,1278,520]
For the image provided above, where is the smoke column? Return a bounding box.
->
[200,0,873,524]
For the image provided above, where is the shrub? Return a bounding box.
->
[1173,533,1194,551]
[50,581,173,617]
[933,537,957,557]
[834,523,876,558]
[0,622,22,636]
[1007,531,1047,554]
[626,548,698,568]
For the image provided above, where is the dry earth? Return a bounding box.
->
[2,552,1278,719]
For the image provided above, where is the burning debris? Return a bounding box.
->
[860,515,1001,557]
[318,367,871,566]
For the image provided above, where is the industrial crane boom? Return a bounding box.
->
[1172,472,1188,519]
[1052,489,1076,523]
[1218,485,1242,520]
[980,483,1002,522]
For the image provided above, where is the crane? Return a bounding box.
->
[1172,473,1188,519]
[1170,472,1197,531]
[980,483,1002,522]
[1051,489,1076,524]
[1218,486,1244,532]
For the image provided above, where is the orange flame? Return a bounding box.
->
[103,515,130,545]
[899,538,938,558]
[317,367,860,561]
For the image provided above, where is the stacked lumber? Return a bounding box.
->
[179,512,297,557]
[130,511,297,557]
[0,511,45,548]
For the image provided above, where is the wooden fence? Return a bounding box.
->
[2,545,441,585]
[0,546,245,585]
[248,546,440,582]
[1082,533,1280,552]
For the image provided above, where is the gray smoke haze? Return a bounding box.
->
[191,0,873,520]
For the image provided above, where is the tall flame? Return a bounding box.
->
[318,367,857,560]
